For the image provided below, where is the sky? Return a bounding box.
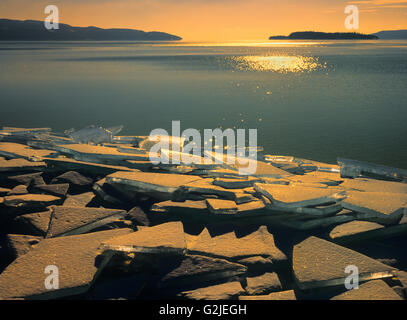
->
[1,0,406,40]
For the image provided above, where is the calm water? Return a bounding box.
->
[0,40,406,168]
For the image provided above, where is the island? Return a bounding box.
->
[269,31,378,40]
[371,30,407,40]
[0,19,182,41]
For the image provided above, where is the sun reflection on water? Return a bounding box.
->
[231,55,325,73]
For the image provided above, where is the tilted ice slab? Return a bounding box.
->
[254,183,346,208]
[292,236,396,290]
[101,222,187,255]
[338,157,407,181]
[105,170,203,200]
[340,191,406,226]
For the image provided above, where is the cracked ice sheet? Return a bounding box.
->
[106,171,203,199]
[181,178,254,202]
[159,149,220,169]
[186,226,287,263]
[0,157,46,172]
[66,125,123,144]
[43,157,134,175]
[292,236,396,290]
[254,183,346,208]
[136,135,186,155]
[340,191,407,226]
[338,158,407,181]
[205,151,293,178]
[0,142,56,160]
[0,127,51,136]
[101,222,187,255]
[329,214,407,244]
[0,229,132,300]
[52,144,156,164]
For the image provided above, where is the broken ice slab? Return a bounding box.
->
[66,125,123,144]
[244,272,282,296]
[116,146,151,155]
[151,200,208,215]
[7,185,28,196]
[263,155,295,163]
[180,178,249,201]
[264,155,340,173]
[340,191,406,226]
[51,170,93,187]
[137,135,186,152]
[0,229,132,300]
[288,171,344,187]
[8,172,45,187]
[5,234,42,258]
[51,143,154,164]
[159,149,221,169]
[155,254,247,289]
[179,281,245,300]
[206,199,238,215]
[106,125,123,136]
[338,157,407,181]
[236,256,274,273]
[106,171,203,200]
[43,157,134,175]
[329,214,407,244]
[31,184,69,198]
[235,200,267,216]
[292,157,341,173]
[292,236,396,290]
[205,151,293,178]
[0,157,46,172]
[339,177,407,194]
[186,226,287,264]
[1,127,51,136]
[212,177,262,189]
[63,192,96,207]
[330,280,402,300]
[101,221,187,255]
[188,168,244,179]
[3,194,61,209]
[46,206,127,238]
[31,133,74,145]
[0,142,55,161]
[277,214,355,231]
[13,210,52,236]
[112,135,140,144]
[254,183,346,208]
[239,290,296,300]
[93,179,125,206]
[267,202,343,219]
[124,160,158,170]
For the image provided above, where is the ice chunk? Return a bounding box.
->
[292,236,395,290]
[67,125,123,144]
[338,157,407,181]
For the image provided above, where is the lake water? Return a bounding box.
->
[0,40,406,168]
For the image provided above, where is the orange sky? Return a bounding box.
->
[1,0,406,40]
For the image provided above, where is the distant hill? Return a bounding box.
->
[269,31,378,40]
[0,19,182,41]
[371,30,407,40]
